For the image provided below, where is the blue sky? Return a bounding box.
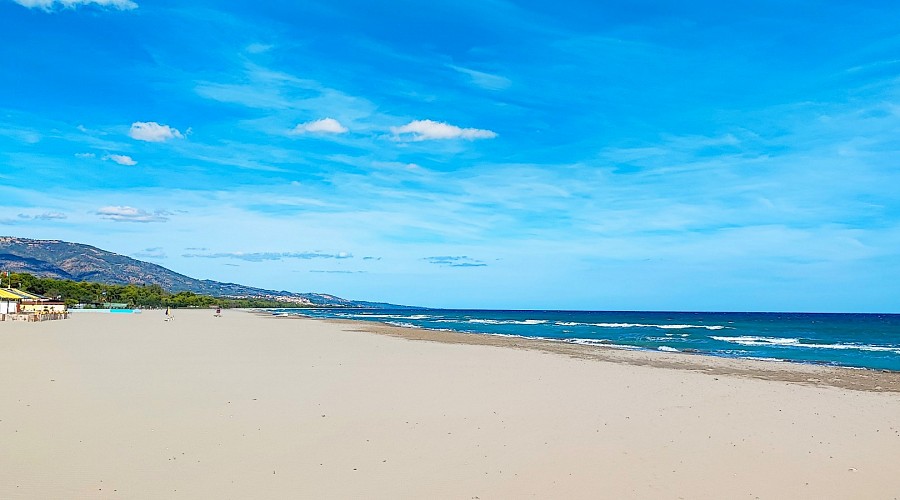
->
[2,0,899,311]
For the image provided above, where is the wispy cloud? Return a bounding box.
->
[133,247,166,259]
[13,0,137,10]
[448,65,511,90]
[129,121,184,142]
[424,256,487,267]
[0,124,41,144]
[102,153,137,165]
[96,206,170,223]
[290,117,348,135]
[74,152,96,159]
[17,211,67,220]
[245,42,273,54]
[183,251,353,262]
[390,120,497,141]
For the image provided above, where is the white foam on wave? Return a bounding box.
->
[597,322,726,330]
[554,321,726,330]
[466,318,548,326]
[818,344,900,353]
[384,321,418,328]
[711,335,800,346]
[711,336,900,354]
[657,324,726,330]
[644,333,688,342]
[658,346,680,352]
[567,339,641,350]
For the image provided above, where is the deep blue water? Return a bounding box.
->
[270,309,900,372]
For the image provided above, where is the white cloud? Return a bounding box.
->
[129,121,184,142]
[291,118,348,135]
[103,154,137,166]
[97,206,169,223]
[133,247,166,259]
[448,65,512,90]
[246,43,273,54]
[183,250,353,262]
[74,152,96,159]
[13,0,137,10]
[390,120,497,141]
[17,212,67,221]
[424,256,487,267]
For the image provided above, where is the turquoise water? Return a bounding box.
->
[271,309,900,372]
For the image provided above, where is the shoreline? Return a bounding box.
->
[263,312,900,393]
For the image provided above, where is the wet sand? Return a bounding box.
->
[2,309,899,499]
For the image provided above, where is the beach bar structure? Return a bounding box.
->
[0,288,68,321]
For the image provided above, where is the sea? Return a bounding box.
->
[269,309,900,372]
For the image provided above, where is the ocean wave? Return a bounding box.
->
[711,335,800,346]
[711,336,900,354]
[658,324,726,330]
[355,313,414,319]
[554,321,726,330]
[647,336,690,341]
[465,318,549,326]
[567,339,641,350]
[383,321,418,328]
[657,346,680,352]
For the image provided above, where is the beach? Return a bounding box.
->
[2,309,899,499]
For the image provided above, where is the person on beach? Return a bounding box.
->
[214,306,221,317]
[165,306,173,321]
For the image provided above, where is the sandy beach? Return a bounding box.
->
[2,309,899,499]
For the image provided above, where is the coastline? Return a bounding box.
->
[277,313,900,393]
[4,309,900,498]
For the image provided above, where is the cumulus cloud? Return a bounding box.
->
[13,0,137,10]
[17,212,67,221]
[103,153,137,165]
[290,118,348,135]
[129,121,184,142]
[97,206,169,223]
[390,120,497,141]
[183,251,353,262]
[424,256,487,267]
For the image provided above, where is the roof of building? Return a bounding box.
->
[0,288,45,300]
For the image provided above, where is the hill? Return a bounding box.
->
[0,237,400,307]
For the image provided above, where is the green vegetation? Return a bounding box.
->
[5,272,301,309]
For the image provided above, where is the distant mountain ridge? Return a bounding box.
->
[0,236,400,307]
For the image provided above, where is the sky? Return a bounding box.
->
[1,0,899,312]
